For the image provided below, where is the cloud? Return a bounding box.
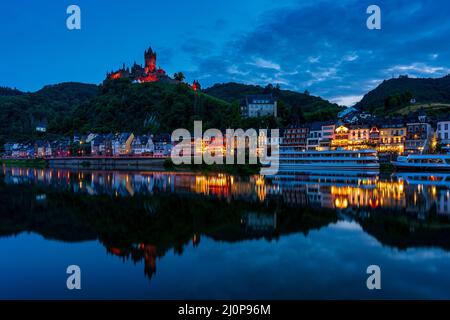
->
[308,56,320,64]
[184,0,450,102]
[429,53,439,60]
[385,63,448,75]
[331,95,363,107]
[227,65,249,76]
[248,57,281,70]
[343,53,359,62]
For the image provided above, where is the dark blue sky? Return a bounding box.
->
[1,0,449,106]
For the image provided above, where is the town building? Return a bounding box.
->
[348,125,371,149]
[131,135,155,155]
[51,139,71,157]
[8,143,34,158]
[3,143,14,156]
[378,123,406,154]
[91,134,114,156]
[282,125,309,149]
[331,124,375,150]
[436,120,450,150]
[331,125,349,149]
[369,126,380,144]
[153,134,172,157]
[320,123,336,150]
[34,141,52,158]
[255,129,282,156]
[241,94,277,118]
[306,122,336,150]
[405,121,434,154]
[306,122,322,150]
[113,133,135,156]
[36,121,47,133]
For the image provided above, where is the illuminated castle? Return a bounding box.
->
[106,46,201,90]
[106,46,174,83]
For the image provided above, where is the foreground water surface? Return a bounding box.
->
[1,166,450,299]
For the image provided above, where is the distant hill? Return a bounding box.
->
[0,86,23,97]
[204,82,341,122]
[356,75,450,114]
[0,82,99,143]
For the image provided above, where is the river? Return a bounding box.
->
[1,166,450,299]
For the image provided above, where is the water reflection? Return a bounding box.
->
[4,167,450,214]
[2,166,450,283]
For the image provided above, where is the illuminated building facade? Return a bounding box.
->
[378,123,406,154]
[331,125,349,148]
[348,125,371,149]
[405,122,434,154]
[331,125,379,150]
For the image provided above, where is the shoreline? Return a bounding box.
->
[2,157,396,175]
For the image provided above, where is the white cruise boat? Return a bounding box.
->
[392,154,450,171]
[278,148,380,174]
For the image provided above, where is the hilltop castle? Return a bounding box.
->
[106,47,175,84]
[106,46,201,90]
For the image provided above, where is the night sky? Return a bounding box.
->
[1,0,449,106]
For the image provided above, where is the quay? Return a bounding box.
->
[47,156,167,170]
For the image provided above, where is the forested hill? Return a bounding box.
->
[0,86,23,96]
[1,79,343,146]
[204,82,341,120]
[0,82,99,143]
[70,79,239,134]
[355,75,450,112]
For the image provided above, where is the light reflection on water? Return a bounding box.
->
[3,167,450,216]
[2,166,450,299]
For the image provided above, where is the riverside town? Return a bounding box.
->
[2,49,448,170]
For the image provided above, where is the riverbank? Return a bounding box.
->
[0,158,47,168]
[1,157,394,175]
[47,157,166,171]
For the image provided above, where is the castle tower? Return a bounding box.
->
[144,47,157,74]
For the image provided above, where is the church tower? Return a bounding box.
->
[144,47,157,73]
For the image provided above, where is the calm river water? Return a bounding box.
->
[1,166,450,299]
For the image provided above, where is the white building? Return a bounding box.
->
[36,122,47,133]
[306,122,336,150]
[306,123,322,150]
[437,120,450,146]
[241,95,277,118]
[131,135,155,155]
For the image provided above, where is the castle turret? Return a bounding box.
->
[144,47,157,74]
[192,80,201,91]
